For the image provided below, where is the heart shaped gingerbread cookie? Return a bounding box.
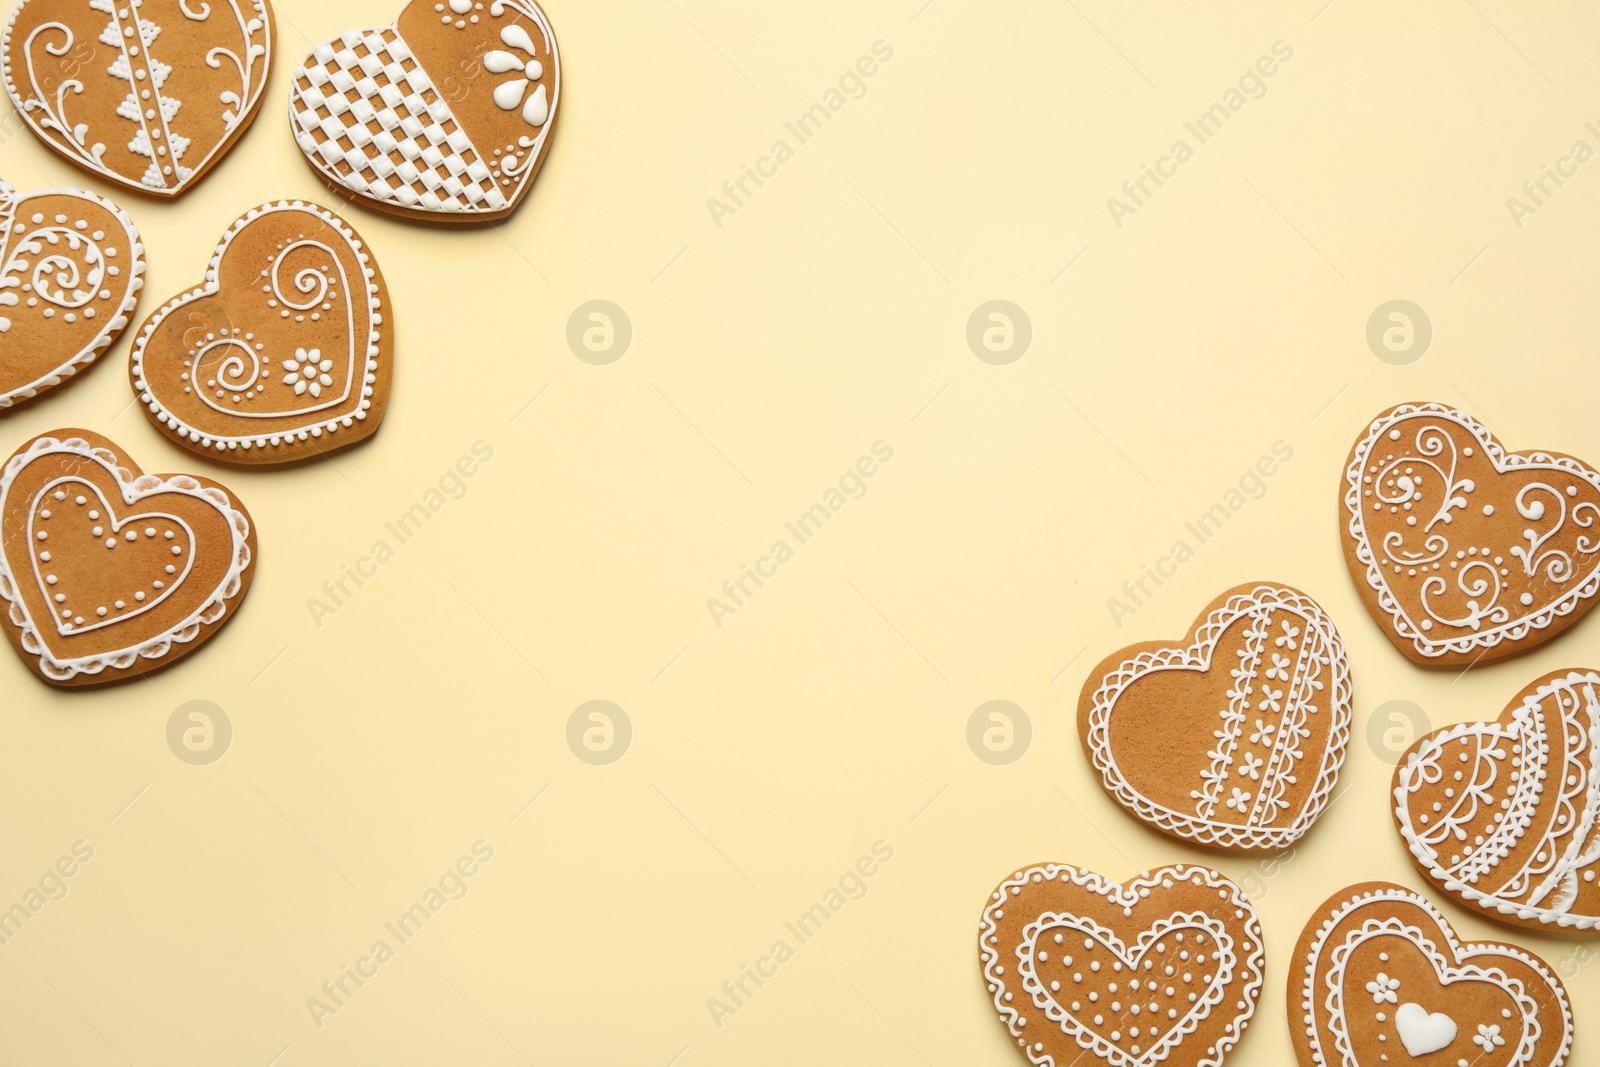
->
[0,429,254,686]
[1079,583,1353,852]
[129,200,391,463]
[1292,882,1572,1067]
[980,862,1264,1067]
[1393,668,1600,934]
[2,0,273,196]
[288,0,559,222]
[0,180,144,408]
[1341,402,1600,665]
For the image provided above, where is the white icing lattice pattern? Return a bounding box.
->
[291,29,503,214]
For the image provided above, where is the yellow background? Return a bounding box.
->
[3,0,1599,1063]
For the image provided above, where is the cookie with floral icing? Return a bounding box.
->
[1079,583,1353,852]
[0,429,255,686]
[0,180,144,408]
[2,0,273,196]
[980,862,1264,1067]
[1341,401,1600,666]
[1394,668,1600,934]
[288,0,559,222]
[128,200,391,463]
[1292,882,1572,1067]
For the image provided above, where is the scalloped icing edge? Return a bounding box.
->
[1296,883,1574,1067]
[1084,584,1354,851]
[0,435,251,680]
[979,863,1266,1067]
[0,182,146,408]
[1343,402,1600,659]
[1393,669,1600,932]
[127,199,383,454]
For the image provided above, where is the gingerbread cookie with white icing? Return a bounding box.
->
[2,0,273,196]
[1292,882,1572,1067]
[1341,401,1600,666]
[0,180,144,408]
[1393,668,1600,934]
[289,0,559,222]
[1079,582,1353,852]
[0,429,255,686]
[980,862,1264,1067]
[128,200,391,463]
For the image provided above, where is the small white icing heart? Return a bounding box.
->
[1395,1001,1457,1056]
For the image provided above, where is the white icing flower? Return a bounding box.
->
[485,24,550,127]
[1238,752,1264,780]
[1256,685,1284,714]
[1265,652,1291,681]
[1474,1024,1504,1052]
[1249,719,1276,746]
[282,347,333,397]
[1225,787,1251,812]
[1365,973,1399,1004]
[1275,620,1300,650]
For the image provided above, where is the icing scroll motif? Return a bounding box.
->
[1,0,273,195]
[1341,402,1600,664]
[0,181,145,409]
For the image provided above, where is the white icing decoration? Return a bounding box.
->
[0,181,145,409]
[1297,885,1571,1067]
[287,0,559,216]
[1394,670,1600,931]
[1344,403,1600,658]
[1394,1001,1457,1056]
[1,0,270,194]
[127,200,384,452]
[0,436,250,681]
[1083,584,1353,850]
[979,864,1264,1067]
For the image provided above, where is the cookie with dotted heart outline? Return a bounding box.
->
[0,429,255,686]
[288,0,559,223]
[1341,401,1600,666]
[2,0,273,196]
[980,862,1264,1067]
[0,180,144,409]
[1079,583,1353,852]
[1291,881,1572,1067]
[128,199,391,464]
[1393,668,1600,934]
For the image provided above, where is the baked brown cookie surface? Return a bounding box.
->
[1341,401,1600,665]
[1079,582,1353,852]
[0,429,255,686]
[980,862,1265,1067]
[2,0,273,195]
[129,200,391,464]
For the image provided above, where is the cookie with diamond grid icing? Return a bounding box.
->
[288,0,559,222]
